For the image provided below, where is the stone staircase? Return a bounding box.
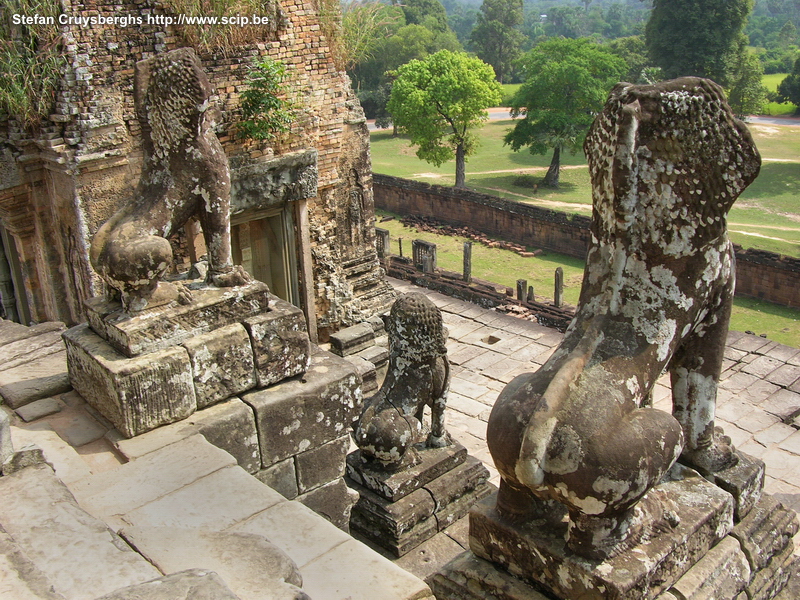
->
[0,428,435,600]
[0,319,435,600]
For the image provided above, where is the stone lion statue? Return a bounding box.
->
[354,293,451,468]
[91,48,250,313]
[487,77,761,559]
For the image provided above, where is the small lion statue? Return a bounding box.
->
[487,78,761,559]
[91,48,251,313]
[354,293,451,468]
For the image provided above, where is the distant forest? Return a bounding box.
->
[346,0,800,120]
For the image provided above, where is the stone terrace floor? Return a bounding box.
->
[384,277,800,579]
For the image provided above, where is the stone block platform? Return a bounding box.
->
[65,285,311,437]
[347,443,493,556]
[468,464,739,600]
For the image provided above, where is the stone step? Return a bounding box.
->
[68,433,434,600]
[0,463,161,600]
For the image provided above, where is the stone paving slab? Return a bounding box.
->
[69,434,237,520]
[0,350,71,409]
[118,527,306,600]
[0,463,160,600]
[122,465,285,530]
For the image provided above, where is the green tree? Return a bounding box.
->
[645,0,755,87]
[777,54,800,111]
[388,50,501,187]
[470,0,525,83]
[505,38,626,188]
[728,48,769,116]
[399,0,449,31]
[606,35,657,82]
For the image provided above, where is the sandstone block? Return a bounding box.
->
[429,553,551,600]
[0,463,160,599]
[183,323,256,408]
[242,350,361,466]
[350,455,492,556]
[670,536,750,600]
[256,457,298,499]
[329,321,374,356]
[347,443,467,502]
[0,409,12,465]
[108,398,260,474]
[64,324,195,437]
[244,296,311,388]
[119,527,307,600]
[84,281,270,358]
[300,537,434,600]
[94,569,242,600]
[0,350,71,409]
[230,497,352,570]
[295,435,349,494]
[469,465,735,600]
[345,355,378,395]
[70,434,236,519]
[730,494,799,572]
[297,477,358,532]
[15,397,63,422]
[708,450,765,521]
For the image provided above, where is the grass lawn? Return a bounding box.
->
[762,73,797,116]
[371,117,800,257]
[378,210,800,347]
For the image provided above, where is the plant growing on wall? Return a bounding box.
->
[238,57,295,141]
[0,0,64,129]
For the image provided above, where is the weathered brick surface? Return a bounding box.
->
[0,0,394,332]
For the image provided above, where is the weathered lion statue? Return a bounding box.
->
[487,77,761,559]
[354,293,451,468]
[91,47,251,313]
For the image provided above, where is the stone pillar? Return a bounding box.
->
[398,238,403,258]
[463,241,472,283]
[516,279,527,302]
[554,267,563,308]
[412,240,437,272]
[527,286,535,303]
[375,227,390,259]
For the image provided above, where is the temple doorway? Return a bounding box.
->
[231,206,299,306]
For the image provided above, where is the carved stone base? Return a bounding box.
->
[85,281,271,357]
[702,450,765,521]
[65,289,310,438]
[469,464,735,600]
[347,444,493,557]
[346,443,468,502]
[436,451,797,600]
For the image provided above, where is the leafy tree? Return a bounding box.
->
[728,49,769,116]
[448,4,479,45]
[400,0,449,32]
[544,5,585,38]
[606,35,655,82]
[470,0,525,83]
[777,54,800,110]
[388,50,501,187]
[645,0,755,87]
[505,38,626,188]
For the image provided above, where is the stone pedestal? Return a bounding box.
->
[65,284,310,438]
[431,451,798,600]
[346,443,493,557]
